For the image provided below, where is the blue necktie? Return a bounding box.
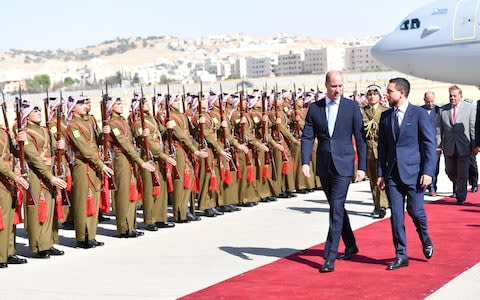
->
[393,108,400,140]
[327,100,337,137]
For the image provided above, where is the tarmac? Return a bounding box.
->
[0,158,479,300]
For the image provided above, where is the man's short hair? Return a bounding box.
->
[389,77,410,97]
[448,85,463,96]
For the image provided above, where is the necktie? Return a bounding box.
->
[393,108,400,140]
[327,100,337,136]
[452,106,457,123]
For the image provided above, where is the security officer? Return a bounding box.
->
[131,96,176,231]
[108,97,156,237]
[0,122,29,268]
[166,95,207,222]
[361,84,388,218]
[21,101,67,258]
[67,96,113,248]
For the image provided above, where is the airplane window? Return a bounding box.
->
[400,20,410,30]
[411,18,421,29]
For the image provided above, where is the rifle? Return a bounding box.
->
[181,85,187,114]
[139,87,162,188]
[291,84,300,139]
[152,87,156,119]
[16,87,35,205]
[54,92,70,206]
[101,82,116,191]
[261,84,273,180]
[219,84,236,172]
[273,85,289,167]
[164,84,180,180]
[1,92,18,208]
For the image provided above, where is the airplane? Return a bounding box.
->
[371,0,480,86]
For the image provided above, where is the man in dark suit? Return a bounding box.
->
[421,91,442,196]
[301,70,367,273]
[440,85,476,205]
[377,78,436,270]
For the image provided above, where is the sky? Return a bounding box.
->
[1,0,434,50]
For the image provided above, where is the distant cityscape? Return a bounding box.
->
[0,33,388,94]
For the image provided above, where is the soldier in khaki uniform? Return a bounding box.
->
[361,84,389,218]
[107,97,156,237]
[193,94,231,217]
[209,94,243,212]
[0,124,29,268]
[250,92,278,202]
[21,102,67,258]
[232,93,266,206]
[131,96,176,231]
[67,96,113,248]
[167,96,207,222]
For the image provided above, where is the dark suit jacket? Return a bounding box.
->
[377,103,436,185]
[421,104,441,148]
[301,97,366,177]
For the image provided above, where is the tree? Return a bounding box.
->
[64,77,76,87]
[34,74,51,89]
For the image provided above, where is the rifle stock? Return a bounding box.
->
[101,82,116,191]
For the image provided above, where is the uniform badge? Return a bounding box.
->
[137,127,143,135]
[112,128,121,136]
[253,116,260,124]
[167,120,176,128]
[73,130,80,138]
[51,126,57,134]
[212,117,219,124]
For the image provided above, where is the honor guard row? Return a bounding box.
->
[0,84,324,268]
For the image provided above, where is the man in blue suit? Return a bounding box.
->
[301,71,367,273]
[421,91,442,196]
[377,78,436,270]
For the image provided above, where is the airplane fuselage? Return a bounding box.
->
[372,0,480,86]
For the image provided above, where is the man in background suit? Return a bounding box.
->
[421,91,442,196]
[440,85,476,205]
[301,70,367,273]
[377,78,435,270]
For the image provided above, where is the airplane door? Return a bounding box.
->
[453,0,480,40]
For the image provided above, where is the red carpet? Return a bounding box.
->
[180,193,480,300]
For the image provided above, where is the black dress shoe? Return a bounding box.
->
[319,259,335,273]
[32,251,50,259]
[386,257,409,270]
[145,224,158,231]
[61,221,75,230]
[472,186,478,193]
[286,191,297,198]
[0,263,7,268]
[376,208,386,219]
[155,222,175,229]
[120,230,144,238]
[339,246,359,260]
[98,214,109,223]
[277,192,289,198]
[260,197,270,203]
[92,240,104,247]
[7,255,27,264]
[187,212,201,221]
[242,202,256,207]
[220,205,234,212]
[457,199,465,205]
[228,205,241,211]
[423,243,434,259]
[295,189,308,194]
[268,197,277,202]
[47,247,65,256]
[204,208,216,217]
[212,207,224,216]
[76,241,95,249]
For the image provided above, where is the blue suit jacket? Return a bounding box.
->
[377,103,436,185]
[301,97,367,177]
